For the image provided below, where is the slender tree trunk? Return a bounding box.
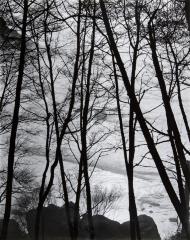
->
[128,110,141,240]
[114,64,136,240]
[168,29,190,237]
[33,39,51,240]
[113,56,140,240]
[73,15,87,239]
[148,23,190,192]
[128,170,140,240]
[73,159,83,240]
[34,1,82,239]
[169,128,188,233]
[0,1,28,239]
[59,152,74,239]
[148,25,190,233]
[45,23,74,240]
[99,0,189,237]
[80,4,96,239]
[169,42,190,143]
[149,32,188,232]
[127,2,141,238]
[35,8,77,238]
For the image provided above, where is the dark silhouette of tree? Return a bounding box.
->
[99,0,190,237]
[78,2,96,239]
[27,1,83,240]
[0,1,29,239]
[1,1,190,240]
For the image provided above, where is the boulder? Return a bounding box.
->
[79,215,161,240]
[0,219,26,240]
[138,214,160,240]
[26,205,160,240]
[121,214,161,240]
[79,215,121,239]
[80,214,160,240]
[26,202,75,240]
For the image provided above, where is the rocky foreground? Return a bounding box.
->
[0,203,161,240]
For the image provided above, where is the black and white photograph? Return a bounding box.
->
[0,1,190,240]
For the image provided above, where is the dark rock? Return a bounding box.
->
[26,202,75,240]
[79,215,121,239]
[138,214,160,240]
[121,215,161,240]
[80,214,160,240]
[26,205,160,240]
[0,219,26,240]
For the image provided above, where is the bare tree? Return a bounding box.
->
[0,1,29,239]
[25,1,83,240]
[99,0,190,237]
[90,185,121,216]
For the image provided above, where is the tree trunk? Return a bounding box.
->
[128,170,141,240]
[112,56,140,240]
[148,23,190,192]
[99,0,189,237]
[73,159,83,240]
[80,4,96,238]
[73,16,87,238]
[34,1,82,239]
[0,1,28,239]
